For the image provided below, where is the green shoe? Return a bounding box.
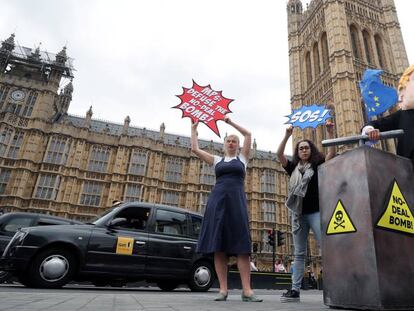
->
[214,292,228,301]
[241,293,263,302]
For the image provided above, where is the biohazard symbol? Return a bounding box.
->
[377,179,414,235]
[116,237,134,255]
[326,200,357,235]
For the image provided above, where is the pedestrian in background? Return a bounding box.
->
[276,121,335,303]
[191,117,262,302]
[250,261,258,272]
[275,260,286,273]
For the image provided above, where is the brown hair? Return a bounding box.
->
[292,139,324,167]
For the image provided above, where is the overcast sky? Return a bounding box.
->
[1,0,413,153]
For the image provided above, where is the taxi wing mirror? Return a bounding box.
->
[107,217,127,228]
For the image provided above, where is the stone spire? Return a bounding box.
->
[287,0,303,13]
[57,80,73,114]
[1,33,15,52]
[159,122,165,140]
[83,106,93,128]
[31,43,41,61]
[122,116,131,135]
[55,46,67,64]
[252,138,257,157]
[64,80,73,95]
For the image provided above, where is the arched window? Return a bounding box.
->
[313,42,320,77]
[362,29,373,65]
[306,51,312,87]
[350,25,361,59]
[375,34,387,69]
[321,32,329,70]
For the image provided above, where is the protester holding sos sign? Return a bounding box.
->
[191,117,262,303]
[277,120,335,303]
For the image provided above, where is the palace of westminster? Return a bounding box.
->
[0,0,409,271]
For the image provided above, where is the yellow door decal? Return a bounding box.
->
[116,237,134,255]
[326,200,357,235]
[377,180,414,235]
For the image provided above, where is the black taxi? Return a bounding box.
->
[0,212,82,284]
[0,202,215,291]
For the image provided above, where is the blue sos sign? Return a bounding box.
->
[285,104,332,129]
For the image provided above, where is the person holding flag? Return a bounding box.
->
[362,65,414,168]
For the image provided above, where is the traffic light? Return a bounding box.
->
[277,230,286,246]
[267,229,275,246]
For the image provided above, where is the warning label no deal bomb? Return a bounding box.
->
[377,180,414,235]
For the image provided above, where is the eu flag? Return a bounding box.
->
[359,69,398,120]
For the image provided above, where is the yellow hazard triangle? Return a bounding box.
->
[326,200,357,235]
[377,180,414,235]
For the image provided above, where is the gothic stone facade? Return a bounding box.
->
[287,0,409,151]
[0,34,316,271]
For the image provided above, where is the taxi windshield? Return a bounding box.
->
[90,207,115,224]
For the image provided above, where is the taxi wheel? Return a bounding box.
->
[156,281,179,291]
[0,271,12,284]
[28,247,77,288]
[188,261,215,292]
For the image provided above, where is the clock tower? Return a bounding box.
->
[0,34,74,121]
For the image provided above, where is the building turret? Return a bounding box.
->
[48,46,68,86]
[0,33,15,70]
[83,106,93,128]
[55,80,73,116]
[28,44,41,62]
[159,122,165,140]
[0,35,75,121]
[122,116,131,135]
[55,46,68,65]
[287,0,303,35]
[380,0,409,73]
[0,33,15,52]
[252,138,257,157]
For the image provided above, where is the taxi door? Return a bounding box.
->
[84,205,151,275]
[146,208,196,277]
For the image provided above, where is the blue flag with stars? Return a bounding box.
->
[359,69,398,120]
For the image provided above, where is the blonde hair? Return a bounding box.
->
[223,134,240,156]
[398,64,414,93]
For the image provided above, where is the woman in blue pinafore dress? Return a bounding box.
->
[191,117,262,302]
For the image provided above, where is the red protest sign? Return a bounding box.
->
[173,80,233,137]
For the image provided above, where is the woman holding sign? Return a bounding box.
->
[277,122,335,303]
[191,117,262,302]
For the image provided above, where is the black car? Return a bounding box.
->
[0,202,215,291]
[0,212,83,283]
